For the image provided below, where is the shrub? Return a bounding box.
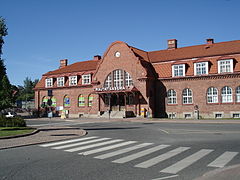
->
[0,116,26,127]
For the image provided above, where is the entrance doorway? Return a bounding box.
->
[109,94,125,111]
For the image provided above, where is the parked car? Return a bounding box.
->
[5,112,16,118]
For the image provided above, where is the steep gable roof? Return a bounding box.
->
[44,59,99,76]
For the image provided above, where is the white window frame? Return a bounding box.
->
[113,69,124,87]
[172,64,185,77]
[218,59,233,74]
[125,72,133,87]
[207,87,218,103]
[194,62,208,75]
[104,74,112,88]
[221,86,233,103]
[82,74,91,85]
[45,78,53,87]
[236,86,240,103]
[57,77,65,87]
[182,88,193,104]
[69,76,78,86]
[167,89,177,104]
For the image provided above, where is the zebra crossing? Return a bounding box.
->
[39,136,239,175]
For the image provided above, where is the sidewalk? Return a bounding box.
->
[0,126,86,150]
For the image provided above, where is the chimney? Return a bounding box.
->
[59,59,68,69]
[206,38,214,44]
[94,55,101,60]
[168,39,177,49]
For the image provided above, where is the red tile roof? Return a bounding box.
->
[44,59,99,76]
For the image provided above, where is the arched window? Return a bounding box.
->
[125,72,133,87]
[221,86,232,103]
[113,69,124,87]
[88,94,93,107]
[104,73,112,88]
[207,87,218,103]
[236,86,240,103]
[182,88,193,104]
[51,96,57,107]
[64,95,70,107]
[167,89,177,104]
[42,96,48,104]
[78,94,85,107]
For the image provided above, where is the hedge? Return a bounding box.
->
[0,116,26,127]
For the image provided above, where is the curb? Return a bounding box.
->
[0,128,39,140]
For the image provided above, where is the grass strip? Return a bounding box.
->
[0,127,36,137]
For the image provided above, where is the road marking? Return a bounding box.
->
[79,141,137,155]
[160,149,213,174]
[52,138,111,149]
[208,151,239,168]
[135,147,190,168]
[159,129,169,134]
[152,174,179,180]
[39,136,99,147]
[94,143,153,159]
[65,139,124,152]
[112,144,170,164]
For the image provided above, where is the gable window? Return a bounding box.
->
[194,62,208,75]
[172,64,185,77]
[218,59,233,74]
[113,69,124,87]
[182,88,193,104]
[221,86,232,103]
[236,86,240,103]
[104,73,112,88]
[82,74,91,85]
[167,89,177,104]
[207,87,218,103]
[88,94,93,107]
[57,77,65,87]
[69,76,77,86]
[64,95,70,107]
[78,94,85,107]
[125,72,133,87]
[45,78,53,87]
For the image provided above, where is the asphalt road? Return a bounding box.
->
[1,120,240,180]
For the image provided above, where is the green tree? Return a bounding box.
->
[17,77,39,101]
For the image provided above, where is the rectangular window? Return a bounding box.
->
[194,62,208,75]
[215,113,223,118]
[45,78,53,87]
[233,113,240,118]
[172,64,185,77]
[69,76,78,86]
[113,70,124,87]
[82,74,91,85]
[184,113,192,119]
[218,59,233,74]
[57,77,65,87]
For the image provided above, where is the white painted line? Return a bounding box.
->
[159,129,169,134]
[79,141,137,155]
[208,151,239,168]
[160,149,213,174]
[65,139,124,152]
[94,143,153,159]
[39,136,99,147]
[135,147,190,168]
[52,138,111,149]
[152,174,179,180]
[112,144,170,164]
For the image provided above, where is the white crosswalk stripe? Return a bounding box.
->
[52,137,111,150]
[135,147,190,168]
[65,139,124,152]
[208,151,239,168]
[94,143,153,159]
[160,149,213,174]
[39,136,99,147]
[112,144,170,164]
[79,141,137,155]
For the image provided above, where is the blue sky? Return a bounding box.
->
[1,0,240,85]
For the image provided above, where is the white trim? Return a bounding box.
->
[172,64,185,77]
[218,59,233,74]
[82,74,91,85]
[57,77,65,87]
[194,61,208,76]
[45,78,53,87]
[69,76,78,86]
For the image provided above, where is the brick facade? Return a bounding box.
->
[34,39,240,119]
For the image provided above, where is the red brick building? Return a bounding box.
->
[34,39,240,119]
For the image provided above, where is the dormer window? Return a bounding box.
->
[69,76,77,86]
[57,77,65,87]
[82,74,91,85]
[172,64,185,77]
[45,78,53,87]
[218,59,233,74]
[194,62,208,75]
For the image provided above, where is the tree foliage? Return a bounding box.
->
[17,77,39,101]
